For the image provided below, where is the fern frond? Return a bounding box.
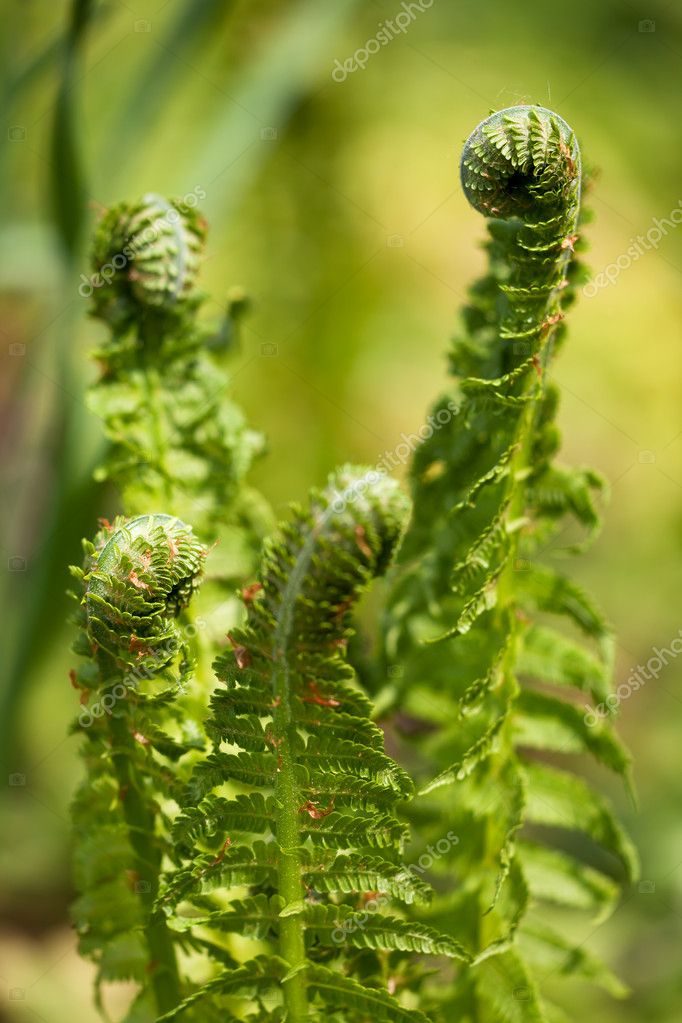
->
[473,950,545,1023]
[522,760,637,878]
[381,105,636,1017]
[519,921,628,998]
[161,467,463,1021]
[306,963,432,1021]
[518,841,619,920]
[73,195,274,1018]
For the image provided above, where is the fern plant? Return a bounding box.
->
[69,111,637,1022]
[158,467,471,1021]
[381,105,637,1019]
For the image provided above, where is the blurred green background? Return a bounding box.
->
[1,1,680,1020]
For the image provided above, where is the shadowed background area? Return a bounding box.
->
[0,0,680,1019]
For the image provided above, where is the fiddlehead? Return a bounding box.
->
[89,194,206,334]
[70,514,206,1018]
[382,106,636,1019]
[460,105,581,222]
[84,514,204,656]
[159,468,468,1022]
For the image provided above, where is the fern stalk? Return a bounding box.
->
[270,554,312,1019]
[105,703,181,1012]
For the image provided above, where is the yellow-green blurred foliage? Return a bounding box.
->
[1,1,680,1019]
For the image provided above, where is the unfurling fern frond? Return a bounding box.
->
[89,195,206,332]
[159,468,464,1022]
[382,106,637,1019]
[70,514,205,1018]
[86,194,270,578]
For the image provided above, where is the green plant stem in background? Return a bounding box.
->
[180,0,366,226]
[0,0,98,754]
[50,0,93,259]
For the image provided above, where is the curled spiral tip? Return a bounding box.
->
[85,514,205,664]
[257,466,411,655]
[460,105,581,221]
[89,194,206,329]
[322,466,411,576]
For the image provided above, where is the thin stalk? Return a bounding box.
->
[141,341,174,509]
[480,317,561,950]
[100,657,181,1013]
[273,710,309,1020]
[268,523,326,1020]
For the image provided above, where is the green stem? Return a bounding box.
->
[141,338,174,508]
[268,523,326,1020]
[104,680,181,1014]
[273,708,309,1020]
[479,296,562,951]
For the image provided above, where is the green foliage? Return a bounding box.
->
[382,106,636,1019]
[89,195,206,334]
[68,108,637,1023]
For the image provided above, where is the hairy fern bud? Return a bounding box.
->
[83,513,205,670]
[461,105,580,222]
[89,194,206,333]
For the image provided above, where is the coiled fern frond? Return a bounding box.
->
[383,106,637,1019]
[90,194,206,332]
[159,468,467,1022]
[70,514,206,1019]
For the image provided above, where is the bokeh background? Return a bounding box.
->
[1,1,680,1020]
